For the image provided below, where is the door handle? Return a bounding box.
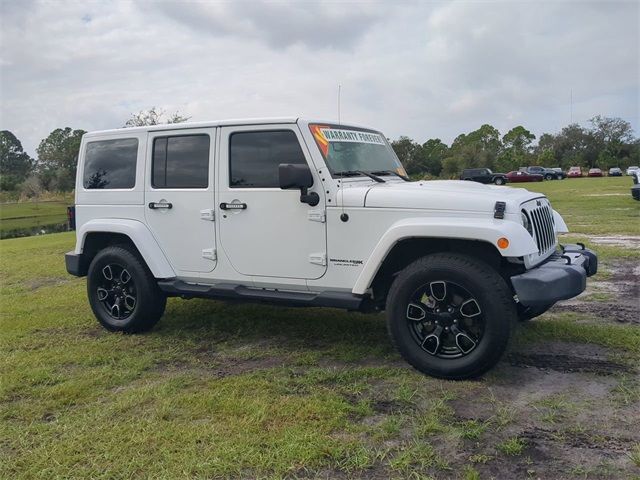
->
[148,201,173,209]
[220,202,247,210]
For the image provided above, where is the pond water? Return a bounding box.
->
[1,221,72,240]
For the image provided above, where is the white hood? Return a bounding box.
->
[337,179,543,213]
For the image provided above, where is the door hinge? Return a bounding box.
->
[202,248,217,261]
[200,209,215,221]
[308,209,326,223]
[309,252,327,266]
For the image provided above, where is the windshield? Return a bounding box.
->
[309,124,406,177]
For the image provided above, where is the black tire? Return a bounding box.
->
[517,303,554,321]
[545,174,554,181]
[494,177,505,185]
[87,245,166,333]
[386,253,516,380]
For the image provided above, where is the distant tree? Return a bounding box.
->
[124,107,191,127]
[36,127,86,191]
[498,126,535,172]
[391,136,422,175]
[418,139,447,176]
[443,124,502,174]
[0,130,35,190]
[20,175,43,200]
[588,116,635,168]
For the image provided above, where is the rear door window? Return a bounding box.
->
[152,134,210,188]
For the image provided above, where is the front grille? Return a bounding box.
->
[527,202,556,254]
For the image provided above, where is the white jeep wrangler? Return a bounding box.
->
[65,118,597,379]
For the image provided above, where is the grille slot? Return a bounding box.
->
[528,203,555,254]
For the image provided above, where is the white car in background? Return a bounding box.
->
[627,166,640,176]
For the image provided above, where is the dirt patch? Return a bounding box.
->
[521,426,634,453]
[552,258,640,324]
[574,234,640,249]
[507,353,631,375]
[25,277,72,291]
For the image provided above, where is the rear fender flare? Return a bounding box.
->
[76,219,175,278]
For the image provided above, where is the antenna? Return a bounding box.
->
[570,89,573,124]
[337,84,341,124]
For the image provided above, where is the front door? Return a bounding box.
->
[145,128,216,275]
[218,125,327,280]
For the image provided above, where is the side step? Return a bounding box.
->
[157,279,368,311]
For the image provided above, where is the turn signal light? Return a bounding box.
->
[497,237,510,249]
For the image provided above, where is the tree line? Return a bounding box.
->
[1,112,637,198]
[392,116,638,178]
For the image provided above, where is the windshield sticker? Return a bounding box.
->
[321,128,385,145]
[309,124,386,159]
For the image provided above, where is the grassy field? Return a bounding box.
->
[1,178,639,479]
[0,199,71,236]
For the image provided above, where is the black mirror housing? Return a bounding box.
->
[279,163,319,206]
[279,163,314,190]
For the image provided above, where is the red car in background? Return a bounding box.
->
[505,171,544,183]
[588,168,603,177]
[567,166,583,178]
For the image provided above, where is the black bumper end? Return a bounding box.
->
[511,245,598,308]
[65,251,88,277]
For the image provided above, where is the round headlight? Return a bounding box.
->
[521,211,533,236]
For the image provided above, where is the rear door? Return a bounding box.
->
[144,128,217,275]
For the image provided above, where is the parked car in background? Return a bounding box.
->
[608,167,623,177]
[567,166,583,178]
[588,168,603,177]
[460,168,508,185]
[631,172,640,200]
[506,171,544,183]
[525,166,563,180]
[550,167,566,179]
[627,166,640,176]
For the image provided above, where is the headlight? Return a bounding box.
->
[521,210,533,236]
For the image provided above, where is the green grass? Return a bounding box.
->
[515,176,639,236]
[1,178,639,478]
[0,200,70,234]
[497,437,526,456]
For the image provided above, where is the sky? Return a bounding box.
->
[1,0,638,157]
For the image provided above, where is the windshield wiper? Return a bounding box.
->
[370,170,410,181]
[334,170,385,183]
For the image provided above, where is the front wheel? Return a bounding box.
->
[545,174,554,180]
[494,177,505,185]
[87,245,166,333]
[386,253,516,380]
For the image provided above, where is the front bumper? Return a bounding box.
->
[511,244,597,307]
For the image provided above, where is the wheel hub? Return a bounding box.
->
[405,280,484,358]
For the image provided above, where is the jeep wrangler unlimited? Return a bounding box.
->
[65,118,597,379]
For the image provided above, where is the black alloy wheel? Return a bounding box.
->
[405,280,484,358]
[95,263,137,320]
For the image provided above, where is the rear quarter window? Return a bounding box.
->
[83,138,138,189]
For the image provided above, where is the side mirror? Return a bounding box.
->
[279,164,319,206]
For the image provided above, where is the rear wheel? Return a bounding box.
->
[87,246,166,333]
[494,177,505,185]
[545,174,554,180]
[386,253,516,380]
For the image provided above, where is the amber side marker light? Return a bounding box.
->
[497,237,510,249]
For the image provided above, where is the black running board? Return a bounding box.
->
[157,279,368,311]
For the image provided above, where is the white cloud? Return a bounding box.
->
[0,0,637,156]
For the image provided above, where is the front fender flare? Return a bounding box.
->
[76,219,175,278]
[352,217,538,295]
